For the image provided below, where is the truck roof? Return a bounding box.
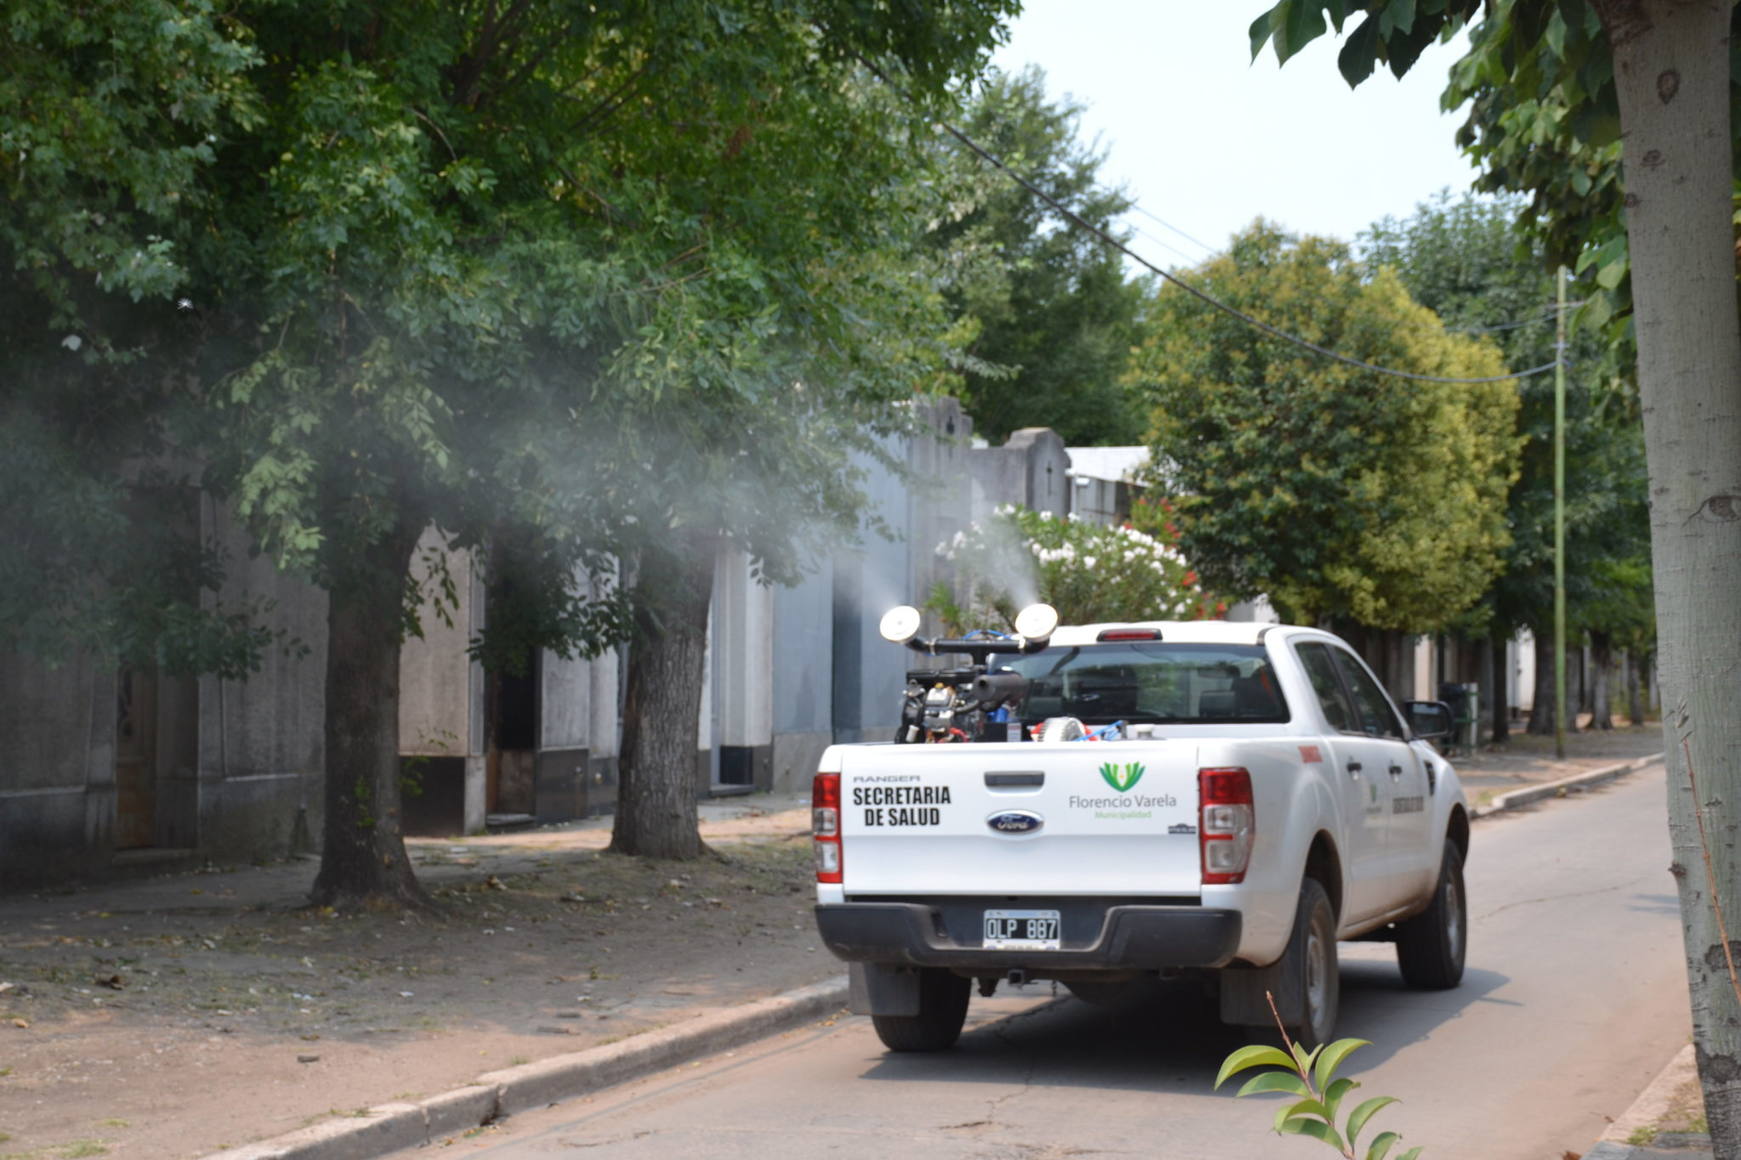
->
[1045,620,1295,648]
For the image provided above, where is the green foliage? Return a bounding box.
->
[1252,2,1741,350]
[1129,222,1521,631]
[5,0,1019,675]
[1,0,270,668]
[1217,1035,1422,1159]
[1445,4,1741,336]
[932,66,1147,445]
[933,505,1216,629]
[1360,192,1651,643]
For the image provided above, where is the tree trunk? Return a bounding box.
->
[1590,631,1614,730]
[1598,3,1741,1152]
[1489,625,1510,746]
[310,518,430,909]
[1626,650,1648,726]
[1580,640,1594,714]
[609,531,715,860]
[1528,629,1556,736]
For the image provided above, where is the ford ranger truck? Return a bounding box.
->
[811,619,1468,1052]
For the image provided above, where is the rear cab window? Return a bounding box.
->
[992,642,1290,727]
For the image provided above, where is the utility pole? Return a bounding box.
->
[1553,266,1568,760]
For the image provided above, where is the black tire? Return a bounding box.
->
[1396,841,1466,989]
[1275,878,1340,1050]
[871,968,971,1052]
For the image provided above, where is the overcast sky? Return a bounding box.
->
[990,3,1483,266]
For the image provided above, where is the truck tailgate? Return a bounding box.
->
[838,742,1203,896]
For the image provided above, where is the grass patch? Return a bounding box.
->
[1,1141,112,1160]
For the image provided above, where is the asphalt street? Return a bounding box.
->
[416,761,1686,1160]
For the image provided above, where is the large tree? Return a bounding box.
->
[932,65,1147,445]
[1361,191,1651,739]
[7,1,1017,900]
[1129,220,1521,631]
[1253,1,1741,1149]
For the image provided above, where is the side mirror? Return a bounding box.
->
[878,605,923,645]
[1013,602,1059,644]
[1404,700,1454,741]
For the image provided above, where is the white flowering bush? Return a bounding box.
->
[932,504,1221,631]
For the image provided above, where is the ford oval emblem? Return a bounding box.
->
[987,810,1044,836]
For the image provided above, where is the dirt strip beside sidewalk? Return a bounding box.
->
[0,799,827,1160]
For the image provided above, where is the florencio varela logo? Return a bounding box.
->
[1099,761,1146,792]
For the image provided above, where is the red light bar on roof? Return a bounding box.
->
[1097,628,1162,641]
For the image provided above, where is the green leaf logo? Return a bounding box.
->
[1099,762,1145,792]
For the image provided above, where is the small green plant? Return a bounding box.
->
[60,1141,110,1159]
[1216,1000,1420,1159]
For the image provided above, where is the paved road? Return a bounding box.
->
[422,763,1688,1160]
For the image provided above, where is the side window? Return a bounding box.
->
[1331,650,1406,740]
[1295,643,1358,734]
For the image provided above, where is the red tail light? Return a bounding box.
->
[812,772,842,884]
[1199,766,1254,885]
[1097,628,1162,641]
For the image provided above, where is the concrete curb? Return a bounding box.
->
[1470,751,1665,820]
[1601,1044,1698,1143]
[1583,1044,1704,1159]
[202,976,850,1160]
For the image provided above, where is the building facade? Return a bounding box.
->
[1,399,1089,886]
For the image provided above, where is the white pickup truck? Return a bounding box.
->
[811,613,1468,1053]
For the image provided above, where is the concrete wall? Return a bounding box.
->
[5,400,1088,885]
[1008,428,1072,517]
[709,549,774,791]
[399,528,477,759]
[196,500,327,862]
[0,651,114,889]
[2,497,326,888]
[771,566,834,796]
[1070,475,1124,526]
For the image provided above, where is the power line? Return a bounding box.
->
[867,56,1559,386]
[1446,302,1588,335]
[1128,203,1218,257]
[937,116,1557,384]
[1124,221,1203,268]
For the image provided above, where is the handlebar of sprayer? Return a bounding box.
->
[901,635,1051,663]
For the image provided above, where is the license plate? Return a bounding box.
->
[983,908,1062,951]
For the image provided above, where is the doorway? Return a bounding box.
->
[114,666,198,849]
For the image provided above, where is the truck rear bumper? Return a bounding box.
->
[815,902,1242,971]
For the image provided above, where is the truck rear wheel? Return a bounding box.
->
[871,968,971,1052]
[1279,877,1339,1050]
[1396,841,1466,989]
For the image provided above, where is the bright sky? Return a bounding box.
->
[991,3,1483,265]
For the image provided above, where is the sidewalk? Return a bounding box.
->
[0,726,1665,1160]
[1452,723,1665,814]
[0,798,829,1159]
